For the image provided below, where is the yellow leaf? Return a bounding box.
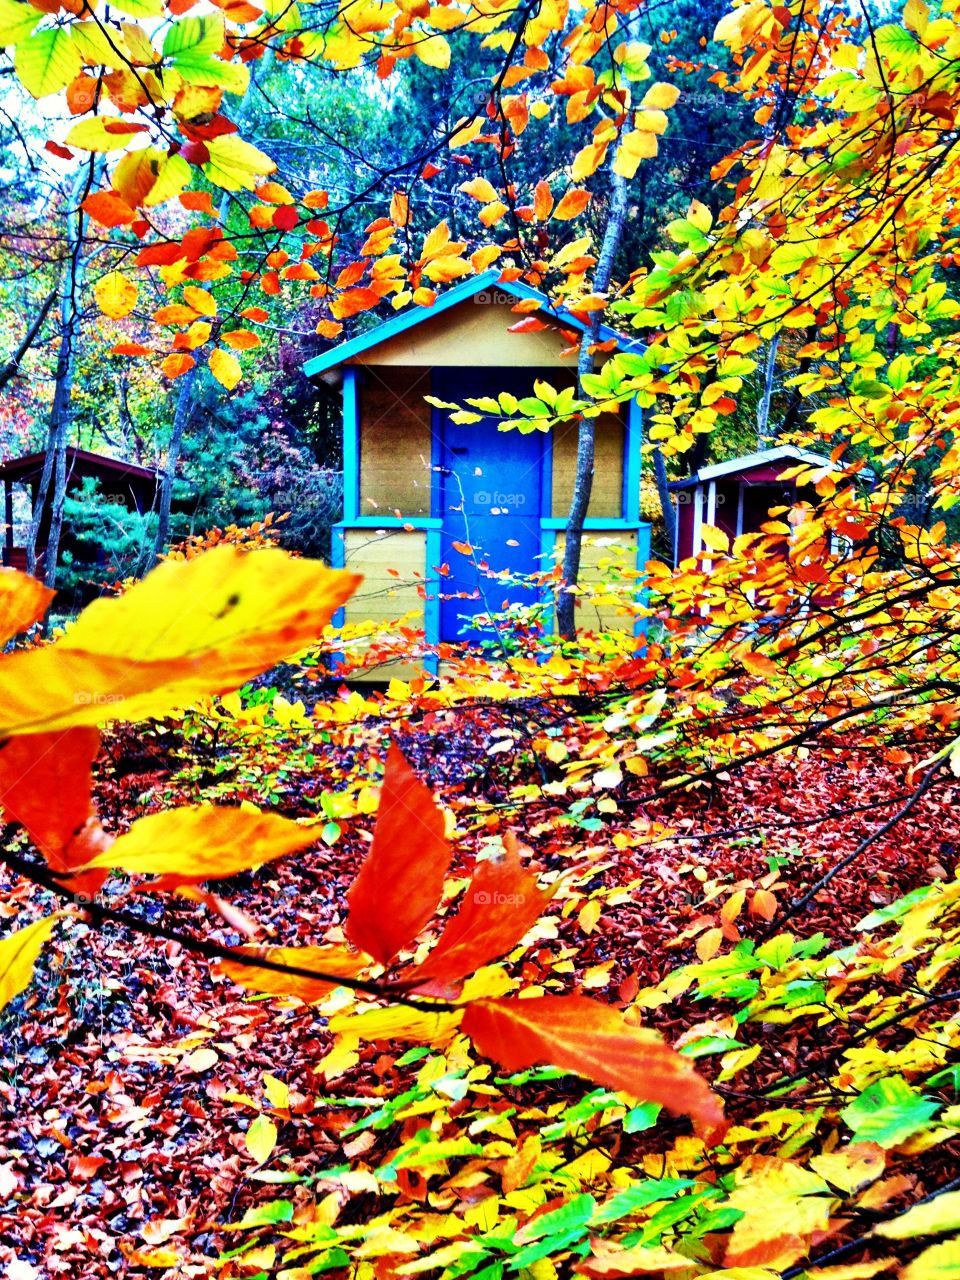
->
[245,1114,277,1164]
[460,177,499,203]
[202,134,276,192]
[215,944,368,1003]
[578,898,602,934]
[415,33,450,68]
[183,285,216,316]
[329,1004,464,1046]
[877,1188,960,1239]
[95,271,138,320]
[209,346,242,390]
[700,524,730,554]
[0,546,360,734]
[262,1074,289,1109]
[613,131,657,179]
[85,804,318,880]
[0,914,60,1011]
[901,1240,960,1279]
[640,81,680,110]
[0,569,54,645]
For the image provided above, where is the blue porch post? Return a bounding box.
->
[342,367,360,522]
[623,394,642,524]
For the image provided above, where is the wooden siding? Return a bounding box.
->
[341,527,427,680]
[348,296,581,368]
[551,413,625,519]
[359,368,432,517]
[551,531,638,632]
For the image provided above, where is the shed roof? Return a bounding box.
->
[0,446,160,485]
[302,269,643,378]
[668,446,835,490]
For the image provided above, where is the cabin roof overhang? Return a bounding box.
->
[667,446,838,491]
[302,269,644,379]
[0,446,160,485]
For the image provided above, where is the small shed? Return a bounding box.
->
[668,445,834,565]
[0,446,161,574]
[303,270,649,658]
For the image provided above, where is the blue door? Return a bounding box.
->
[435,370,545,644]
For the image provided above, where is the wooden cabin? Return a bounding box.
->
[0,446,161,575]
[668,446,834,565]
[304,270,649,667]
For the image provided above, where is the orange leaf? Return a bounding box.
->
[240,306,269,322]
[410,837,554,988]
[332,288,381,320]
[451,541,473,555]
[161,353,196,380]
[345,745,450,966]
[215,944,368,1002]
[82,191,136,228]
[221,328,261,351]
[316,319,343,339]
[155,304,199,326]
[180,191,216,215]
[462,994,725,1137]
[742,652,777,677]
[390,191,410,226]
[553,189,591,220]
[750,889,777,920]
[533,180,554,221]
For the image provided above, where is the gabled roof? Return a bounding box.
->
[0,446,160,484]
[668,445,835,490]
[302,269,643,378]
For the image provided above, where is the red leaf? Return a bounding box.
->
[345,745,451,966]
[409,836,554,989]
[273,205,299,231]
[0,729,109,898]
[45,141,74,161]
[461,994,726,1138]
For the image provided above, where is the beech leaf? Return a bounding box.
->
[461,994,725,1137]
[345,745,450,966]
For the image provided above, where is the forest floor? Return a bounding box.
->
[2,699,959,1278]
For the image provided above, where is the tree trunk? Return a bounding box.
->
[152,358,200,561]
[756,331,780,447]
[151,191,231,564]
[26,163,99,583]
[653,446,676,562]
[556,170,629,639]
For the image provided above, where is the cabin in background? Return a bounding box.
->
[304,270,649,666]
[0,447,161,575]
[668,445,834,565]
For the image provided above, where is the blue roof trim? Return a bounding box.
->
[302,268,643,377]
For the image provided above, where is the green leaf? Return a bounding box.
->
[874,22,921,63]
[515,1193,596,1242]
[15,27,80,98]
[163,13,224,60]
[108,0,163,14]
[227,1200,295,1230]
[842,1076,940,1148]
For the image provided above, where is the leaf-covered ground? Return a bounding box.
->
[2,700,960,1278]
